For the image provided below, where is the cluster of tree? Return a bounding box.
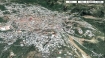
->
[9,0,68,11]
[0,17,8,23]
[0,5,6,11]
[70,4,104,17]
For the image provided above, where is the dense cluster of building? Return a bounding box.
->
[0,3,97,58]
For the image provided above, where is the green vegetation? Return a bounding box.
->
[82,18,105,34]
[0,17,5,22]
[0,5,6,11]
[10,0,67,11]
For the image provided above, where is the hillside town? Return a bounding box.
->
[0,1,105,58]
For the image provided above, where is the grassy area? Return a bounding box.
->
[82,18,105,34]
[0,39,39,58]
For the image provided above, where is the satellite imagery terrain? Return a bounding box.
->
[0,0,105,58]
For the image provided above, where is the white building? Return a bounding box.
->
[0,25,11,31]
